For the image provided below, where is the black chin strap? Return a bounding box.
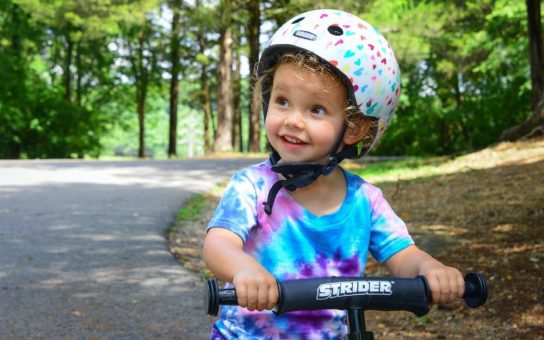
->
[263,145,357,215]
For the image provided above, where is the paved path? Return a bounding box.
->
[0,158,262,339]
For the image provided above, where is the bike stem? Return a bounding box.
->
[347,308,374,340]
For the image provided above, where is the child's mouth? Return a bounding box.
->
[281,135,307,146]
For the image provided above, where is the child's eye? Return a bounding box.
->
[277,97,289,107]
[311,105,326,115]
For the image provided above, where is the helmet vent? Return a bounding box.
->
[327,25,344,36]
[292,17,305,24]
[293,30,317,41]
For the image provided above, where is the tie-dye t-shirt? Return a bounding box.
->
[207,160,413,339]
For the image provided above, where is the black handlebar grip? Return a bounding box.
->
[420,272,488,308]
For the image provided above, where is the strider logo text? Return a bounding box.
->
[316,280,393,300]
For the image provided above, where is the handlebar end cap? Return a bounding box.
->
[464,272,488,308]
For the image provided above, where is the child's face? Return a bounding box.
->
[265,63,347,165]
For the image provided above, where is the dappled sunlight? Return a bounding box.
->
[63,232,165,242]
[451,138,544,169]
[418,224,469,237]
[144,250,170,256]
[34,263,203,300]
[0,165,215,189]
[64,233,118,242]
[48,223,79,231]
[466,242,499,251]
[44,246,76,254]
[89,268,126,283]
[131,235,165,242]
[501,243,544,255]
[140,277,171,287]
[356,138,544,185]
[519,304,544,328]
[0,158,261,191]
[41,278,69,286]
[492,224,514,232]
[72,291,100,299]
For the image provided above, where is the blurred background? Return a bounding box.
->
[0,0,539,159]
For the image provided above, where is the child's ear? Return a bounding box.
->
[343,115,375,145]
[343,125,367,145]
[343,116,371,145]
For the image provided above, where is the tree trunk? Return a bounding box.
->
[528,0,544,111]
[136,29,148,158]
[214,0,234,152]
[195,0,213,154]
[502,97,544,140]
[502,0,544,141]
[233,48,242,151]
[168,0,182,158]
[8,3,22,158]
[454,72,472,148]
[198,40,213,154]
[137,89,145,158]
[75,40,82,107]
[247,0,261,152]
[64,33,73,103]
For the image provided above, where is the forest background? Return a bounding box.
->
[0,0,541,159]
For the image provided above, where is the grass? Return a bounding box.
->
[176,194,208,221]
[345,156,452,183]
[167,182,227,280]
[174,180,228,223]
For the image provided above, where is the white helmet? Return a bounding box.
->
[258,9,401,157]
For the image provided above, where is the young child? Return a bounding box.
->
[204,9,464,339]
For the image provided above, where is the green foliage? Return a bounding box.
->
[0,2,104,158]
[0,0,162,158]
[0,0,536,158]
[98,81,207,159]
[371,0,530,155]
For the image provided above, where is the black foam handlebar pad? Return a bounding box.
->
[275,276,430,316]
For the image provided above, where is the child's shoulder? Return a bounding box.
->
[235,159,273,177]
[230,159,276,186]
[343,168,383,196]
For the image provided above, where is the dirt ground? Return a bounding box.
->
[168,137,544,339]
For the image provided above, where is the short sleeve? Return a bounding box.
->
[366,186,414,262]
[206,171,258,242]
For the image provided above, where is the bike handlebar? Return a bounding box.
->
[205,272,487,317]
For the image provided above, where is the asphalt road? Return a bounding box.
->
[0,158,262,339]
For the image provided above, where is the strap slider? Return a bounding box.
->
[321,157,338,175]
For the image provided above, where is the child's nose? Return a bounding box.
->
[284,110,305,129]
